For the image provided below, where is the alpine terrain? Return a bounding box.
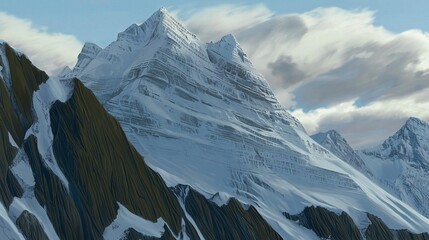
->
[0,7,428,240]
[313,118,429,222]
[359,117,429,218]
[0,41,285,239]
[47,7,429,239]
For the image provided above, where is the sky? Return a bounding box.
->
[1,1,429,148]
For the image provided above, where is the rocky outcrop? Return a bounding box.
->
[0,120,22,207]
[366,214,429,240]
[0,43,45,207]
[4,43,48,132]
[24,135,84,239]
[365,214,393,240]
[174,185,282,240]
[48,80,189,239]
[15,210,49,240]
[285,207,429,240]
[284,206,362,240]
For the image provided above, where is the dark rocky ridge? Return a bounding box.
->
[49,79,190,239]
[2,43,48,140]
[284,206,362,240]
[15,210,49,240]
[0,42,46,208]
[174,185,282,240]
[285,206,429,240]
[366,214,429,240]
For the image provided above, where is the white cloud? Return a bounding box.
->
[0,12,83,75]
[178,4,273,43]
[180,4,429,148]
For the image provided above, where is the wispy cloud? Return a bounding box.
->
[180,4,429,148]
[0,12,83,75]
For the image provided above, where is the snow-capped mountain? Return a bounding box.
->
[311,130,372,176]
[1,41,283,239]
[358,117,429,217]
[68,7,429,238]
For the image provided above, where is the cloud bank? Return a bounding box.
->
[0,12,83,75]
[180,4,429,148]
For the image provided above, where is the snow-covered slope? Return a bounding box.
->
[70,8,429,236]
[1,41,286,239]
[358,117,429,217]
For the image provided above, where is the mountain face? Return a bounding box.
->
[1,42,286,239]
[358,117,429,217]
[68,8,429,238]
[311,130,372,176]
[1,8,429,240]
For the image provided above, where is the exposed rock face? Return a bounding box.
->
[284,206,362,240]
[24,135,83,239]
[366,213,429,240]
[285,207,429,240]
[49,80,187,238]
[0,42,284,239]
[15,210,49,240]
[2,43,48,132]
[174,185,282,240]
[365,214,394,240]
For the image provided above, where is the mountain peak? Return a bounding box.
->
[207,33,253,70]
[117,6,196,44]
[372,117,429,168]
[389,117,429,143]
[311,129,345,144]
[70,42,102,77]
[325,129,342,138]
[157,6,170,15]
[145,6,173,24]
[220,33,240,47]
[312,130,372,176]
[403,117,428,131]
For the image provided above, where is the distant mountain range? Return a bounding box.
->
[0,7,428,240]
[314,117,429,219]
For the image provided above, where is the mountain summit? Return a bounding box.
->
[1,7,429,238]
[69,8,429,238]
[311,130,372,176]
[359,117,429,217]
[380,117,429,168]
[1,41,283,240]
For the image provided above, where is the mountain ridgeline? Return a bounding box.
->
[0,42,283,239]
[1,7,429,240]
[68,7,429,239]
[313,118,429,220]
